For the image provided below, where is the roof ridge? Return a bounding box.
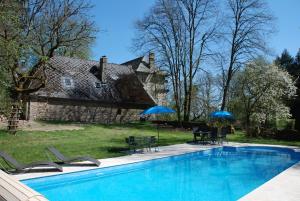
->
[121,55,145,65]
[53,55,91,61]
[53,56,135,68]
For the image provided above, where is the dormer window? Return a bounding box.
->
[62,77,74,88]
[95,82,101,88]
[65,78,72,86]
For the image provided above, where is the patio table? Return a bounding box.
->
[125,136,157,152]
[193,130,210,144]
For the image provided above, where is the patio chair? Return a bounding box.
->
[218,127,228,144]
[146,136,158,152]
[192,127,201,142]
[192,127,210,144]
[210,127,218,144]
[46,147,100,166]
[0,150,62,173]
[125,136,138,152]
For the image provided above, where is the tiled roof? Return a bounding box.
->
[30,56,155,108]
[121,55,165,74]
[121,56,144,71]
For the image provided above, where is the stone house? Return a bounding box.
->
[122,53,168,106]
[26,53,168,123]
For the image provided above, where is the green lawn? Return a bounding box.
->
[227,130,300,147]
[0,122,192,166]
[1,122,300,170]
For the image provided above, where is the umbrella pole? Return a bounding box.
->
[156,118,160,152]
[157,124,159,142]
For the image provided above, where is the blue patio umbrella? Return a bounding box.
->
[141,106,176,145]
[141,106,176,115]
[210,110,234,120]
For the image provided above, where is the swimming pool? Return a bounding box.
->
[22,146,300,201]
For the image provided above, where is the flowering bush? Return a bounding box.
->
[229,58,296,136]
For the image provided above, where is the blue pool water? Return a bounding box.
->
[22,146,300,201]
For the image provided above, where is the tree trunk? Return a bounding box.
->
[221,83,229,110]
[245,113,251,137]
[221,57,234,111]
[172,73,182,123]
[183,92,189,121]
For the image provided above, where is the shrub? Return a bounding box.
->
[275,129,300,141]
[260,128,276,138]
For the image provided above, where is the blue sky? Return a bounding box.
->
[90,0,300,63]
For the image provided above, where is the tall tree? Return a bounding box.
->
[219,0,274,110]
[134,0,219,121]
[295,49,300,65]
[275,49,300,130]
[0,0,96,102]
[275,49,294,72]
[190,72,218,121]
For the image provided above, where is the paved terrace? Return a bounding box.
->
[2,143,300,201]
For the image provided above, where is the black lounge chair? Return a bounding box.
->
[47,147,100,166]
[0,151,62,173]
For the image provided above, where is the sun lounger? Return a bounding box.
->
[0,151,62,173]
[46,147,100,166]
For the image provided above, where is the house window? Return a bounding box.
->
[62,77,74,88]
[95,82,101,88]
[65,78,72,86]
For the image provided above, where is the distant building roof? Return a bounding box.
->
[121,56,145,71]
[30,56,155,108]
[122,55,155,73]
[122,54,167,75]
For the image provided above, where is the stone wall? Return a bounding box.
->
[144,82,168,106]
[136,71,168,106]
[29,100,143,123]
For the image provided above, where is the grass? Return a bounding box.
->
[227,130,300,147]
[0,122,192,166]
[1,122,300,170]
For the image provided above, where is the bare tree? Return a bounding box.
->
[219,0,274,110]
[134,0,184,121]
[0,0,96,101]
[191,72,218,121]
[134,0,219,122]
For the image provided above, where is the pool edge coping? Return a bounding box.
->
[8,142,300,201]
[238,160,300,201]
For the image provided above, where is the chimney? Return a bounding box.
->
[99,56,107,82]
[149,52,155,69]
